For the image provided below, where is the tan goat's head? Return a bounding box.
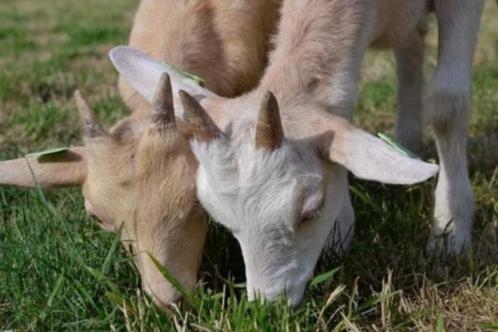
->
[0,74,207,308]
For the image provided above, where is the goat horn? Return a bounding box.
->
[179,90,221,142]
[150,73,176,131]
[74,90,107,139]
[255,92,283,150]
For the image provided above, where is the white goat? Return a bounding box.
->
[111,0,484,305]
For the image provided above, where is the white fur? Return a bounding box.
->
[426,0,484,255]
[330,128,439,185]
[192,126,348,305]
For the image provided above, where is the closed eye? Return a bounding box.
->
[297,195,325,227]
[298,207,323,227]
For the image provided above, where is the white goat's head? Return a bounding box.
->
[0,74,207,308]
[183,93,440,305]
[111,47,439,306]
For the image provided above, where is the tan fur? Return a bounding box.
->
[81,116,206,305]
[120,0,281,114]
[256,0,430,115]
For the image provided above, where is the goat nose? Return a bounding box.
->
[247,284,275,303]
[143,282,183,309]
[150,289,182,309]
[284,283,307,307]
[247,283,306,306]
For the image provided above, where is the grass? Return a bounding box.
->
[0,0,497,330]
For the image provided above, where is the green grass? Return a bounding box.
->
[0,0,497,330]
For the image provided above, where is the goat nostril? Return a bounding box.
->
[87,211,100,223]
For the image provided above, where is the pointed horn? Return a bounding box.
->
[255,92,283,150]
[74,90,107,139]
[150,73,176,132]
[179,90,222,142]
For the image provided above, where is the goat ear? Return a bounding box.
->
[319,115,439,185]
[109,46,218,106]
[0,147,87,188]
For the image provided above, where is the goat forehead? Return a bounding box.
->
[237,132,323,177]
[204,143,324,213]
[197,127,325,189]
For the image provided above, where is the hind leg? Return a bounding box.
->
[394,27,425,154]
[426,0,484,255]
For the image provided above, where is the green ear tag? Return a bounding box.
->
[26,147,70,158]
[377,133,419,159]
[166,63,206,87]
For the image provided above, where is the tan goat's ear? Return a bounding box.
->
[0,147,87,188]
[318,114,439,185]
[179,90,224,142]
[255,92,284,150]
[109,46,218,108]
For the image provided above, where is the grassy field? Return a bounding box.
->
[0,0,496,330]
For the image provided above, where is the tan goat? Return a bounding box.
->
[112,0,484,305]
[0,0,280,308]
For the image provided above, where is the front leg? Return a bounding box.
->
[394,27,426,155]
[426,0,484,255]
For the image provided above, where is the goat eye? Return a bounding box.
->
[298,209,322,227]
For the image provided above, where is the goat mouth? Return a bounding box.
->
[98,221,115,232]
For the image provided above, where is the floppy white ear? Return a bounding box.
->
[109,46,217,105]
[322,117,439,185]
